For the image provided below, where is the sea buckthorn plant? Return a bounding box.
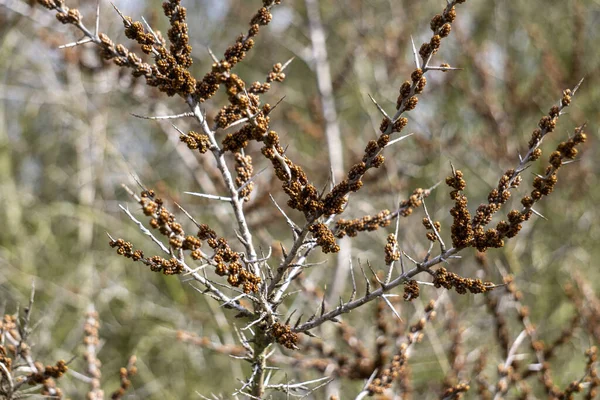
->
[0,0,598,398]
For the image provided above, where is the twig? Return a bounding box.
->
[131,112,194,120]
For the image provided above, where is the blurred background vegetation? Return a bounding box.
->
[0,0,599,398]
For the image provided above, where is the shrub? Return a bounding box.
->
[0,0,598,399]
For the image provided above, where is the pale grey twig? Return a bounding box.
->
[174,202,201,228]
[207,47,219,63]
[237,167,267,195]
[368,94,390,121]
[269,194,301,237]
[426,65,463,71]
[141,16,161,44]
[266,376,332,398]
[131,111,194,120]
[410,35,420,69]
[529,208,548,220]
[185,191,233,202]
[118,205,170,254]
[385,132,414,147]
[58,37,93,48]
[68,369,94,384]
[381,295,402,321]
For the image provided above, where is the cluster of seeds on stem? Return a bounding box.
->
[469,169,522,251]
[163,1,192,67]
[334,187,431,238]
[335,210,391,238]
[37,0,199,96]
[403,280,420,301]
[96,33,154,79]
[179,130,211,153]
[249,62,287,94]
[194,0,281,103]
[419,0,466,63]
[384,234,400,265]
[399,188,429,216]
[447,169,472,249]
[234,152,254,201]
[113,1,196,96]
[322,1,467,222]
[432,267,492,294]
[111,190,261,293]
[271,322,299,349]
[109,238,184,275]
[523,125,587,210]
[423,217,441,242]
[36,0,80,24]
[137,0,196,96]
[308,223,340,254]
[527,89,574,161]
[199,224,260,293]
[445,83,586,252]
